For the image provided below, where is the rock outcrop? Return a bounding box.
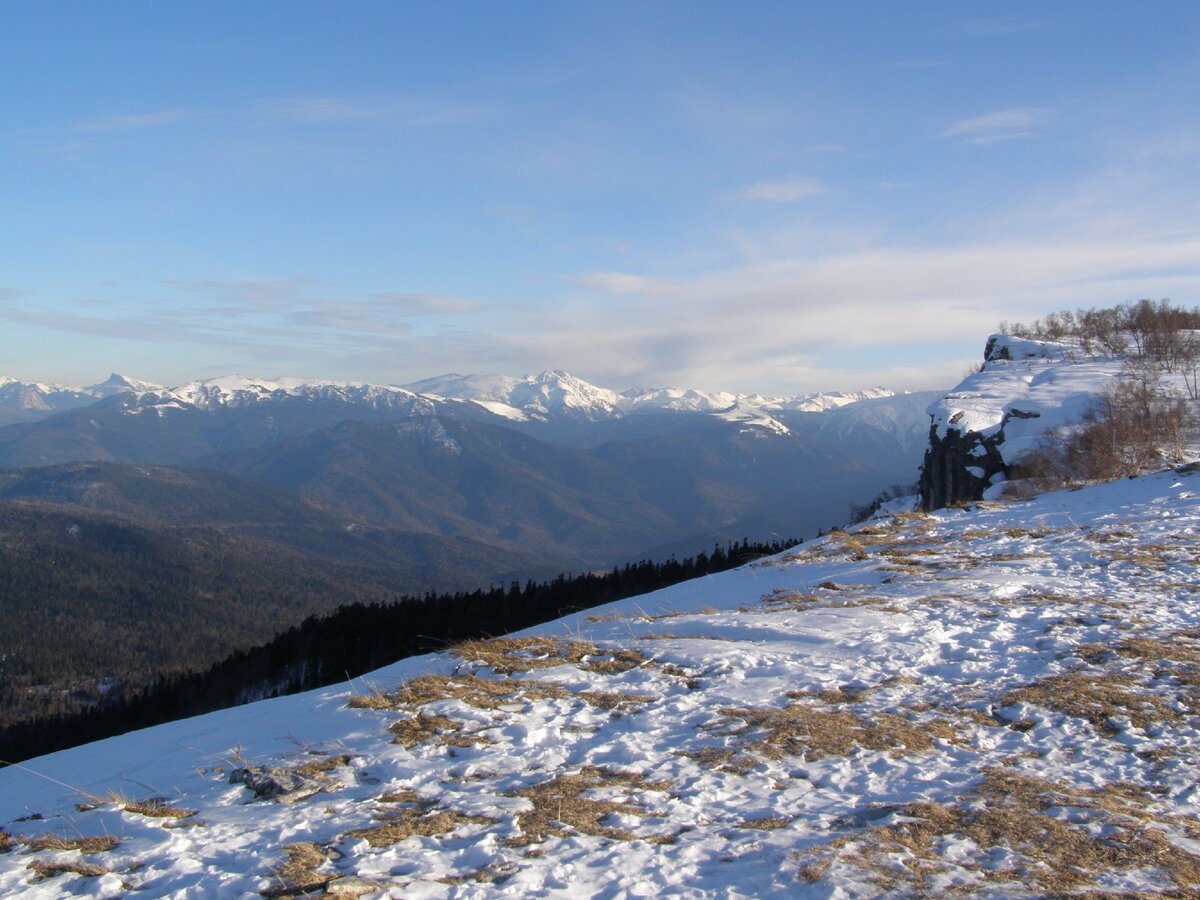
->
[918,333,1113,510]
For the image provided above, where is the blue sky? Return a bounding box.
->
[2,2,1199,394]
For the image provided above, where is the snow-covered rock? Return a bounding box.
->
[920,334,1128,508]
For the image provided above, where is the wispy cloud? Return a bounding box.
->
[738,176,827,203]
[76,109,193,131]
[940,107,1047,143]
[164,277,319,309]
[270,94,495,128]
[370,293,485,315]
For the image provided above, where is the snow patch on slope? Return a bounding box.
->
[3,470,1199,896]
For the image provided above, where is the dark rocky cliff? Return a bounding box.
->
[918,421,1006,509]
[918,335,1042,510]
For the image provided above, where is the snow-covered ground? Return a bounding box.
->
[2,468,1199,897]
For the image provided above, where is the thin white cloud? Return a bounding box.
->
[76,109,192,131]
[270,95,495,128]
[940,107,1047,141]
[371,293,486,315]
[739,177,828,203]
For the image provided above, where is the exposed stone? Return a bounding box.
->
[230,765,341,804]
[325,876,387,896]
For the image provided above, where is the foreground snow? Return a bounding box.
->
[2,470,1199,897]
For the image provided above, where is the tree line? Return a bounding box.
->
[1,537,796,764]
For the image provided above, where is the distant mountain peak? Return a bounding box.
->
[86,373,166,397]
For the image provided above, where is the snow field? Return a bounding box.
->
[1,469,1199,896]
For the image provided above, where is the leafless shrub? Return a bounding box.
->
[1001,299,1199,362]
[1012,374,1193,490]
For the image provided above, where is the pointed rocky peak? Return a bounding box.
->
[85,373,167,398]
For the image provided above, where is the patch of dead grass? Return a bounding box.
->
[27,859,110,880]
[347,807,494,848]
[389,713,488,749]
[292,754,354,778]
[377,789,425,804]
[24,835,119,853]
[1004,671,1179,733]
[506,767,671,846]
[358,672,654,748]
[719,703,962,761]
[798,768,1200,894]
[454,637,645,675]
[737,816,792,831]
[788,675,921,706]
[121,798,195,819]
[0,830,11,853]
[261,842,334,897]
[674,745,759,775]
[761,588,824,608]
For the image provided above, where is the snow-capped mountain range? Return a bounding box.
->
[0,370,894,435]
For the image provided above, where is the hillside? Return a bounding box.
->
[0,499,554,734]
[1,468,1197,896]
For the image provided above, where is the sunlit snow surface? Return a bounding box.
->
[2,470,1200,897]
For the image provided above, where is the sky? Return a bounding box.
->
[2,1,1199,396]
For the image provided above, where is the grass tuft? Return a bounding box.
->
[453,637,645,675]
[261,842,334,897]
[719,702,960,761]
[1004,671,1178,732]
[347,808,494,848]
[506,767,671,846]
[27,859,110,880]
[24,834,119,853]
[797,768,1200,893]
[121,797,196,819]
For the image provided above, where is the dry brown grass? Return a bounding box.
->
[261,842,334,897]
[24,834,119,853]
[761,589,824,607]
[454,637,645,675]
[347,807,494,848]
[737,816,793,831]
[389,713,488,749]
[121,798,196,819]
[290,753,353,778]
[577,690,655,710]
[358,673,654,749]
[506,767,671,846]
[674,745,759,775]
[798,769,1200,894]
[788,675,922,706]
[1004,671,1179,732]
[719,702,961,761]
[354,673,572,712]
[27,859,110,880]
[358,671,654,748]
[1114,634,1200,664]
[0,830,11,853]
[377,789,425,804]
